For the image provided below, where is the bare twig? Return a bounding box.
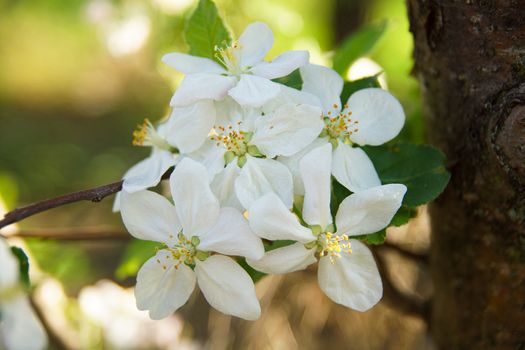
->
[377,241,428,264]
[0,168,174,232]
[12,228,130,241]
[371,247,430,321]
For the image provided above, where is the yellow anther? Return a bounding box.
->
[319,232,352,264]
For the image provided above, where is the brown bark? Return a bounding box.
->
[408,1,525,349]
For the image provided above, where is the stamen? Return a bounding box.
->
[132,118,172,150]
[319,232,352,264]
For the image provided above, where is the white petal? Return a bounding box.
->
[278,137,328,196]
[122,150,176,193]
[198,207,264,260]
[249,193,313,243]
[1,296,47,350]
[332,142,381,193]
[0,239,19,289]
[261,86,322,114]
[162,52,226,74]
[247,243,317,274]
[195,255,261,320]
[251,103,324,158]
[300,64,343,115]
[236,22,273,68]
[171,73,236,107]
[300,143,333,230]
[210,161,243,211]
[228,74,281,108]
[335,184,407,236]
[250,51,309,79]
[346,88,405,146]
[318,240,382,311]
[188,140,226,179]
[170,158,220,237]
[120,190,180,244]
[135,250,196,320]
[112,191,122,212]
[166,100,216,154]
[235,156,293,210]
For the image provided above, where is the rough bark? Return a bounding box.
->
[408,1,525,349]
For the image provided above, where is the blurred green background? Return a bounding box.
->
[0,0,428,349]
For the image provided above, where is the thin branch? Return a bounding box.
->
[377,241,428,264]
[371,247,430,321]
[12,228,130,241]
[0,168,173,232]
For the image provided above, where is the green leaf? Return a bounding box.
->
[272,69,303,90]
[340,75,381,104]
[354,230,386,245]
[390,206,417,227]
[332,21,387,75]
[116,240,159,280]
[10,247,30,288]
[265,239,295,252]
[364,142,450,207]
[237,258,266,283]
[184,0,231,60]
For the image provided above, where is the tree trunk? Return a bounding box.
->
[407,1,525,349]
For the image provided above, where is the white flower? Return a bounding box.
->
[0,240,47,350]
[120,158,264,320]
[280,63,405,194]
[247,144,407,311]
[191,96,323,210]
[163,22,309,108]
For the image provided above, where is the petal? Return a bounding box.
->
[198,207,264,260]
[195,255,261,320]
[210,161,243,211]
[261,85,322,114]
[228,74,281,108]
[300,143,333,230]
[135,250,196,320]
[120,190,180,244]
[318,240,382,311]
[112,191,122,212]
[171,73,236,107]
[162,52,226,74]
[236,22,274,68]
[251,103,324,158]
[247,243,317,274]
[331,142,381,193]
[1,296,47,350]
[0,239,19,288]
[188,140,226,179]
[235,156,293,210]
[170,158,220,237]
[278,137,328,196]
[249,193,313,243]
[335,184,407,236]
[250,50,309,79]
[300,64,343,116]
[122,150,176,193]
[166,100,216,154]
[346,88,405,146]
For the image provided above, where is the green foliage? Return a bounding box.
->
[237,258,266,283]
[272,69,303,90]
[10,247,30,288]
[390,206,417,227]
[340,75,381,103]
[355,230,386,245]
[116,240,159,280]
[364,142,450,207]
[332,21,387,75]
[184,0,231,61]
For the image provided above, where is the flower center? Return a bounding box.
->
[318,232,352,264]
[210,123,249,156]
[215,41,243,76]
[323,104,359,141]
[132,119,172,151]
[156,233,209,271]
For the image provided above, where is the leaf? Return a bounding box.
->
[184,0,231,60]
[237,258,266,283]
[272,69,303,90]
[116,240,159,280]
[390,206,417,227]
[10,247,30,288]
[265,239,295,252]
[332,21,387,75]
[340,75,381,103]
[364,142,450,207]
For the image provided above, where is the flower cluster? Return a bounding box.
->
[117,22,407,320]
